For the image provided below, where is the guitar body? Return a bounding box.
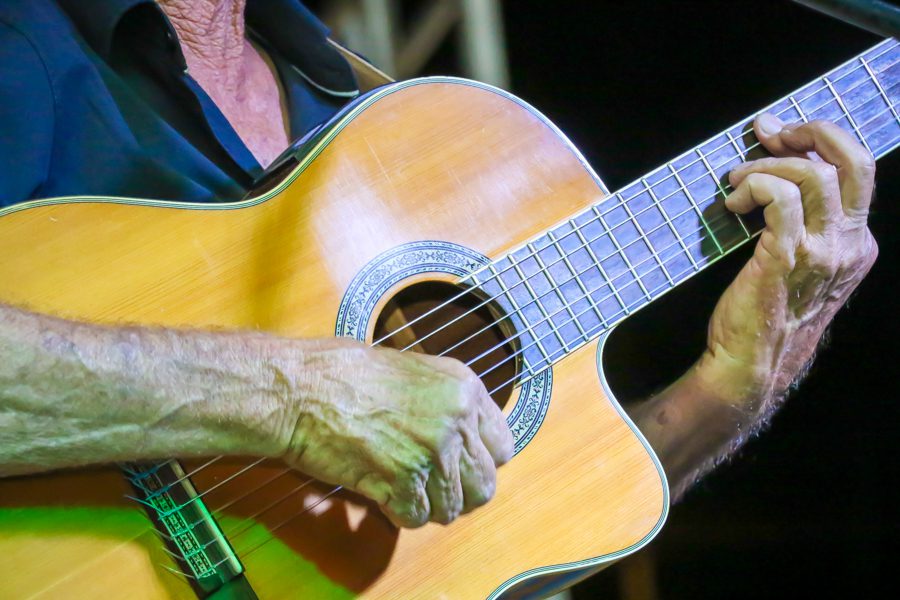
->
[0,78,667,599]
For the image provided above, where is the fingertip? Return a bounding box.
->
[384,502,429,529]
[724,195,743,215]
[755,112,785,137]
[724,184,752,215]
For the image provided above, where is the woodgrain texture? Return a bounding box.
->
[0,80,666,599]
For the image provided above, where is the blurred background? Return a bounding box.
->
[308,1,899,598]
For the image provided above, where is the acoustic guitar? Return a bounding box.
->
[0,38,897,600]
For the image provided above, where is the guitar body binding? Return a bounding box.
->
[0,77,669,599]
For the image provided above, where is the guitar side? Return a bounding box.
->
[0,78,667,599]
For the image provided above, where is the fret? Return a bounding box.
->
[488,262,553,368]
[619,192,674,286]
[508,254,570,354]
[725,130,748,161]
[666,164,723,254]
[824,76,873,153]
[527,240,588,343]
[591,203,651,302]
[788,95,809,122]
[548,228,607,331]
[641,177,699,272]
[695,148,750,240]
[860,57,900,123]
[477,40,899,373]
[567,217,630,318]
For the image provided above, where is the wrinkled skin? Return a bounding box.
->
[278,339,514,528]
[615,112,878,500]
[711,112,878,409]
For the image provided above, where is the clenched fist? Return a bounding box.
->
[277,339,514,528]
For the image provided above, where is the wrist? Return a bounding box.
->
[218,332,310,460]
[135,328,305,460]
[693,345,774,418]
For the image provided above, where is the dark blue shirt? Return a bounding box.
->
[0,0,359,207]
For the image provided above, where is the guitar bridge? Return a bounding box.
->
[123,460,257,599]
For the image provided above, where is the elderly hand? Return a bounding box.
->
[278,338,513,528]
[697,113,878,415]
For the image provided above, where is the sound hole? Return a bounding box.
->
[372,280,520,409]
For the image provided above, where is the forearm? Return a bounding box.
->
[630,322,827,501]
[0,304,296,476]
[628,351,773,501]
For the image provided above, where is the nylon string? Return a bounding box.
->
[127,40,899,566]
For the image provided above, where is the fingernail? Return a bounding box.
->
[757,112,784,136]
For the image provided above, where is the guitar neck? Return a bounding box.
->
[473,38,900,380]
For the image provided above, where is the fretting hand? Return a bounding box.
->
[700,113,878,413]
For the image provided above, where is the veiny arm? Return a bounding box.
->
[0,304,298,475]
[0,303,512,527]
[629,114,878,500]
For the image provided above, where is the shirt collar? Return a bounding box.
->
[246,0,358,97]
[56,0,358,98]
[56,0,153,60]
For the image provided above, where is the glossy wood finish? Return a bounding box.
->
[0,80,665,599]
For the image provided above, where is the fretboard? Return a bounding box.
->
[472,39,900,382]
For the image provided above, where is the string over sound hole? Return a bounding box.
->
[372,280,520,408]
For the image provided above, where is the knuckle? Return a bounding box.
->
[862,231,879,267]
[451,393,472,417]
[851,148,876,179]
[400,487,430,528]
[745,172,769,189]
[460,371,487,402]
[442,356,478,384]
[745,172,764,184]
[775,179,802,204]
[808,161,837,184]
[434,513,453,525]
[806,119,835,136]
[802,246,837,278]
[468,478,496,509]
[408,510,429,528]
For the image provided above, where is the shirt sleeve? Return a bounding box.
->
[0,21,54,207]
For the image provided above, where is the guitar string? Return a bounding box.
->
[141,85,900,532]
[224,108,900,562]
[371,44,896,347]
[392,63,900,355]
[128,457,268,515]
[129,455,224,499]
[220,197,763,563]
[238,487,345,559]
[147,465,297,544]
[147,85,898,544]
[150,205,747,559]
[219,478,317,542]
[482,228,752,397]
[468,98,900,392]
[418,90,900,372]
[133,45,899,556]
[162,477,318,563]
[482,224,753,395]
[142,196,747,538]
[138,66,900,526]
[195,179,760,539]
[368,40,898,349]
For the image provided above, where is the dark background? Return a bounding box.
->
[315,0,899,597]
[441,1,899,598]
